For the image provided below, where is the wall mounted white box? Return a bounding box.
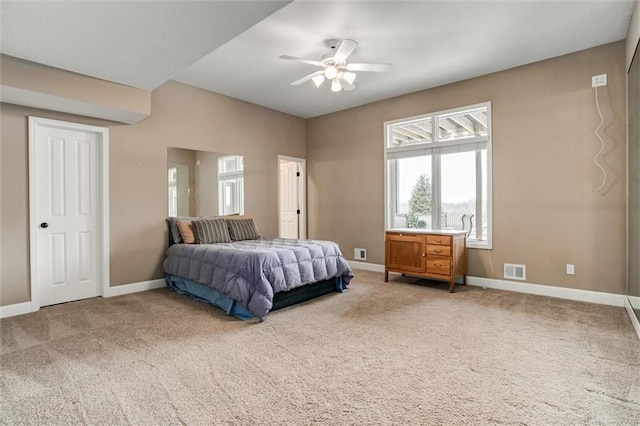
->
[354,248,367,261]
[592,74,607,87]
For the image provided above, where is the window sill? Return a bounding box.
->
[468,240,492,250]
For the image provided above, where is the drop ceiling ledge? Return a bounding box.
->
[0,56,151,124]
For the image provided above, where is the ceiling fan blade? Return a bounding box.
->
[279,55,323,67]
[291,70,325,86]
[333,39,358,63]
[346,63,392,72]
[340,78,356,91]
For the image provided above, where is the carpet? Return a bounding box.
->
[1,271,639,425]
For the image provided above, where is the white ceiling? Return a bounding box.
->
[0,1,290,90]
[1,1,636,119]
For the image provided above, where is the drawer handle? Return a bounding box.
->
[422,253,426,257]
[434,249,441,253]
[434,239,441,243]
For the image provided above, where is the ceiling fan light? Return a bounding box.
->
[325,65,338,80]
[343,71,357,85]
[311,74,325,87]
[331,78,342,92]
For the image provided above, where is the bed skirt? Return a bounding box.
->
[165,274,346,320]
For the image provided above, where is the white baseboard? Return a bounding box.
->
[103,278,166,298]
[0,279,167,319]
[348,260,385,273]
[355,262,627,307]
[625,298,640,340]
[0,301,33,319]
[1,273,631,322]
[466,276,626,307]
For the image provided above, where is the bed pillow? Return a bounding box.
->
[227,218,259,241]
[168,214,242,244]
[167,216,198,245]
[176,220,196,244]
[193,218,232,244]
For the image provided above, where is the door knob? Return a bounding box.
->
[40,222,49,228]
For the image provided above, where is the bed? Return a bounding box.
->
[163,216,354,321]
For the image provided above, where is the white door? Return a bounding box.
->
[30,117,106,307]
[279,159,303,239]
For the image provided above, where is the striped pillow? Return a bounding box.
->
[227,218,259,241]
[192,218,231,244]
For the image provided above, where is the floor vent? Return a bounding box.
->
[504,263,526,281]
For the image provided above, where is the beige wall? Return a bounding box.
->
[1,81,305,306]
[307,42,628,294]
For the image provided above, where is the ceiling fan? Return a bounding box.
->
[280,39,392,92]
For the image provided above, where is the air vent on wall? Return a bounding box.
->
[504,263,526,281]
[354,248,367,261]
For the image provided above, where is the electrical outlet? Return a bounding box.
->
[566,264,575,275]
[592,74,607,88]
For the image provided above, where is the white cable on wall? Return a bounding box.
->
[593,86,607,192]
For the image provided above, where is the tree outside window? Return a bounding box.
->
[408,174,431,228]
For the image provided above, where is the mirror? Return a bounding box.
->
[628,42,640,321]
[167,148,244,217]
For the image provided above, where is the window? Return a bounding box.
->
[218,155,244,215]
[168,166,178,217]
[385,102,492,248]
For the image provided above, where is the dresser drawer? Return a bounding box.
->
[426,258,451,275]
[426,235,451,246]
[426,245,451,256]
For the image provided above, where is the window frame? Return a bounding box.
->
[168,166,178,217]
[217,155,244,216]
[384,102,492,249]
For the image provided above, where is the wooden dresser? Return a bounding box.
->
[385,229,467,292]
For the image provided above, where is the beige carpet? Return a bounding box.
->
[1,271,639,425]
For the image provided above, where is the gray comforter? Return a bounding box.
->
[163,238,353,320]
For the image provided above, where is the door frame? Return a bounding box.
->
[28,117,110,311]
[278,155,306,239]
